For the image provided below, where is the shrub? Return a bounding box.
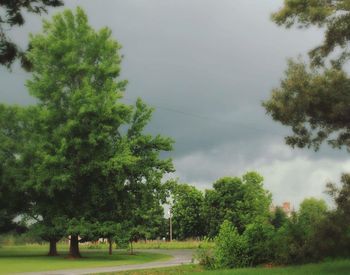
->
[194,246,215,269]
[243,222,275,266]
[194,237,215,269]
[213,220,250,269]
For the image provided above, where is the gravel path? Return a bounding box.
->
[15,249,194,275]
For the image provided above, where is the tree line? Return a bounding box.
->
[195,174,350,269]
[167,172,271,240]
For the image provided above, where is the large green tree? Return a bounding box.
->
[166,181,204,240]
[123,99,173,242]
[0,0,64,68]
[24,7,173,258]
[203,172,271,237]
[264,0,350,151]
[273,198,328,264]
[92,99,173,254]
[298,197,327,232]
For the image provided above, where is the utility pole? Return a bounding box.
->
[169,207,172,242]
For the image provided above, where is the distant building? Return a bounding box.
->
[282,202,292,217]
[270,201,293,217]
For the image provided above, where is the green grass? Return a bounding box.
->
[131,240,214,250]
[0,244,172,274]
[107,259,350,275]
[38,240,213,250]
[79,240,214,250]
[99,264,204,275]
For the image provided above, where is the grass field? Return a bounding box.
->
[131,240,214,250]
[0,245,172,274]
[74,240,214,250]
[106,259,350,275]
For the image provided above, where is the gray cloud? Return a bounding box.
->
[0,0,347,208]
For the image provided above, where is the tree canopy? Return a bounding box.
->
[0,0,64,68]
[0,105,29,233]
[203,172,271,237]
[1,7,173,257]
[264,0,350,151]
[272,0,350,67]
[166,181,204,240]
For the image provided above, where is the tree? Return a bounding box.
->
[95,99,173,253]
[66,218,100,257]
[203,172,271,237]
[166,181,204,240]
[243,222,275,266]
[270,206,288,229]
[313,174,350,258]
[25,7,130,257]
[29,217,67,256]
[24,7,173,258]
[298,198,327,233]
[272,0,350,68]
[0,0,64,68]
[264,1,350,151]
[25,193,69,256]
[326,174,350,219]
[272,198,327,264]
[99,222,123,255]
[273,213,306,264]
[213,220,249,269]
[122,99,173,243]
[263,60,350,151]
[0,105,29,233]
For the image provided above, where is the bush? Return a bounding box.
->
[243,222,275,266]
[0,232,43,246]
[194,246,215,269]
[194,237,215,269]
[213,220,250,269]
[198,220,276,270]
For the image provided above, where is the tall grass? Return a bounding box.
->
[132,240,214,250]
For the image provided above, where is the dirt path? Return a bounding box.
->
[16,249,194,275]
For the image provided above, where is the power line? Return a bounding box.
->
[123,96,285,137]
[0,71,286,137]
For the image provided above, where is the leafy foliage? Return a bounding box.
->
[166,181,205,240]
[197,195,332,269]
[270,206,288,229]
[264,1,350,151]
[263,60,350,151]
[0,0,64,68]
[243,222,275,266]
[0,105,30,233]
[311,174,350,258]
[272,0,350,67]
[213,220,249,269]
[203,172,271,237]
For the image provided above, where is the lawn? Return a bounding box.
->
[108,259,350,275]
[0,244,172,274]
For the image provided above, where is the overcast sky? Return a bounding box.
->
[1,0,349,207]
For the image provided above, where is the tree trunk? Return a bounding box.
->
[69,235,81,258]
[47,239,58,256]
[108,238,113,255]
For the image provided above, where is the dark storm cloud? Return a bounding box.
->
[1,0,347,206]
